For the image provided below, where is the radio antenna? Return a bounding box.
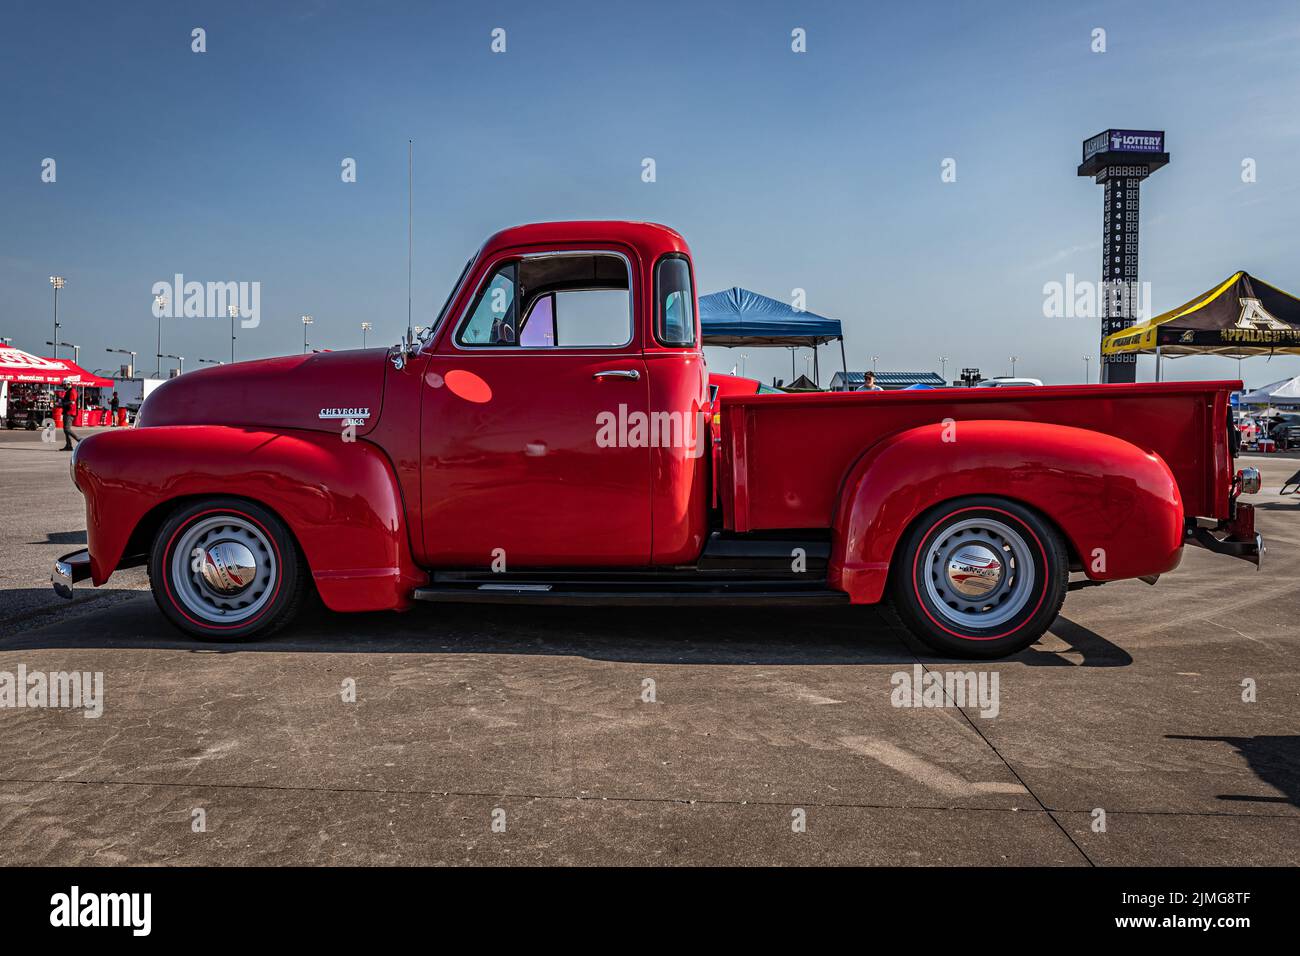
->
[407,139,413,344]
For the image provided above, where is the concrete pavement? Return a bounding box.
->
[1,430,1296,865]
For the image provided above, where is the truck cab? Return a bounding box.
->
[408,222,708,568]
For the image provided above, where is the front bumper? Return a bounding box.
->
[52,548,92,599]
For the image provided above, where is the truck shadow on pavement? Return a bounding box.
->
[28,530,87,545]
[3,594,1131,667]
[1250,500,1300,511]
[1029,615,1133,667]
[1167,735,1300,809]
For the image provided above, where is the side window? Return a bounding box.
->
[459,253,632,348]
[655,255,695,347]
[457,263,518,345]
[552,289,630,347]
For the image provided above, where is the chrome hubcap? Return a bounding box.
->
[199,541,258,595]
[923,517,1034,630]
[946,545,1003,597]
[171,515,276,624]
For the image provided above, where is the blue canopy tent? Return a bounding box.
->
[699,287,846,386]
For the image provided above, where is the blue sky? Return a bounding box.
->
[3,0,1300,387]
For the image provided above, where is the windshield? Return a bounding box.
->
[418,257,474,345]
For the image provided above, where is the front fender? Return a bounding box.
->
[73,425,424,612]
[828,420,1184,604]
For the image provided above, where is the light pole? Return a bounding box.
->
[361,321,372,348]
[1009,355,1020,377]
[939,356,949,382]
[0,337,13,346]
[1083,355,1091,383]
[49,276,66,358]
[46,340,80,365]
[198,358,224,366]
[153,294,167,377]
[301,314,313,353]
[739,352,749,377]
[227,305,239,363]
[107,347,137,378]
[160,353,184,376]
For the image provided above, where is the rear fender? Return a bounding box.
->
[828,420,1184,603]
[73,425,424,612]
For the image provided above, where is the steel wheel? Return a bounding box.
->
[890,497,1069,659]
[920,516,1035,630]
[168,514,278,625]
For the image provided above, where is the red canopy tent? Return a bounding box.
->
[0,347,114,387]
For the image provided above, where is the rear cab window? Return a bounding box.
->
[654,255,696,347]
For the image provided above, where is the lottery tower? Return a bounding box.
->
[1078,129,1169,383]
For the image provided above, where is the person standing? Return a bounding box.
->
[860,371,884,391]
[59,383,80,450]
[109,390,121,426]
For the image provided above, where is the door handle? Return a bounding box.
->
[593,369,640,381]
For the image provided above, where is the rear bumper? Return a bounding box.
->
[1185,504,1264,568]
[52,548,92,599]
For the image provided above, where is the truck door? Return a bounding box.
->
[420,248,652,567]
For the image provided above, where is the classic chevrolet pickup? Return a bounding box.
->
[53,221,1263,657]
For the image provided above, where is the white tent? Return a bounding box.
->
[1240,376,1300,406]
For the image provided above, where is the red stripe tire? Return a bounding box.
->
[889,497,1068,659]
[149,497,308,641]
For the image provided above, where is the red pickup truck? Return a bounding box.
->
[53,221,1262,657]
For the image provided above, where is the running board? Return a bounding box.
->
[413,583,850,608]
[697,532,830,572]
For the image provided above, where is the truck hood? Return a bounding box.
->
[135,349,388,437]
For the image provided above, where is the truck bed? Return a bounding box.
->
[718,381,1237,531]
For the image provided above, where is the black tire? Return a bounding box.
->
[149,497,308,641]
[889,496,1068,659]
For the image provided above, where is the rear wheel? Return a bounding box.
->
[149,497,308,640]
[889,497,1067,659]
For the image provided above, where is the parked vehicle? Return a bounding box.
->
[1236,417,1256,448]
[976,377,1045,387]
[53,221,1263,658]
[1267,414,1300,450]
[1232,413,1261,449]
[708,372,776,404]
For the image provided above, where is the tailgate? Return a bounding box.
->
[719,381,1237,531]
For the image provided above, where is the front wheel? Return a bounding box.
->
[149,497,308,640]
[890,497,1068,658]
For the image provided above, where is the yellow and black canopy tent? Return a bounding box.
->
[1102,271,1300,359]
